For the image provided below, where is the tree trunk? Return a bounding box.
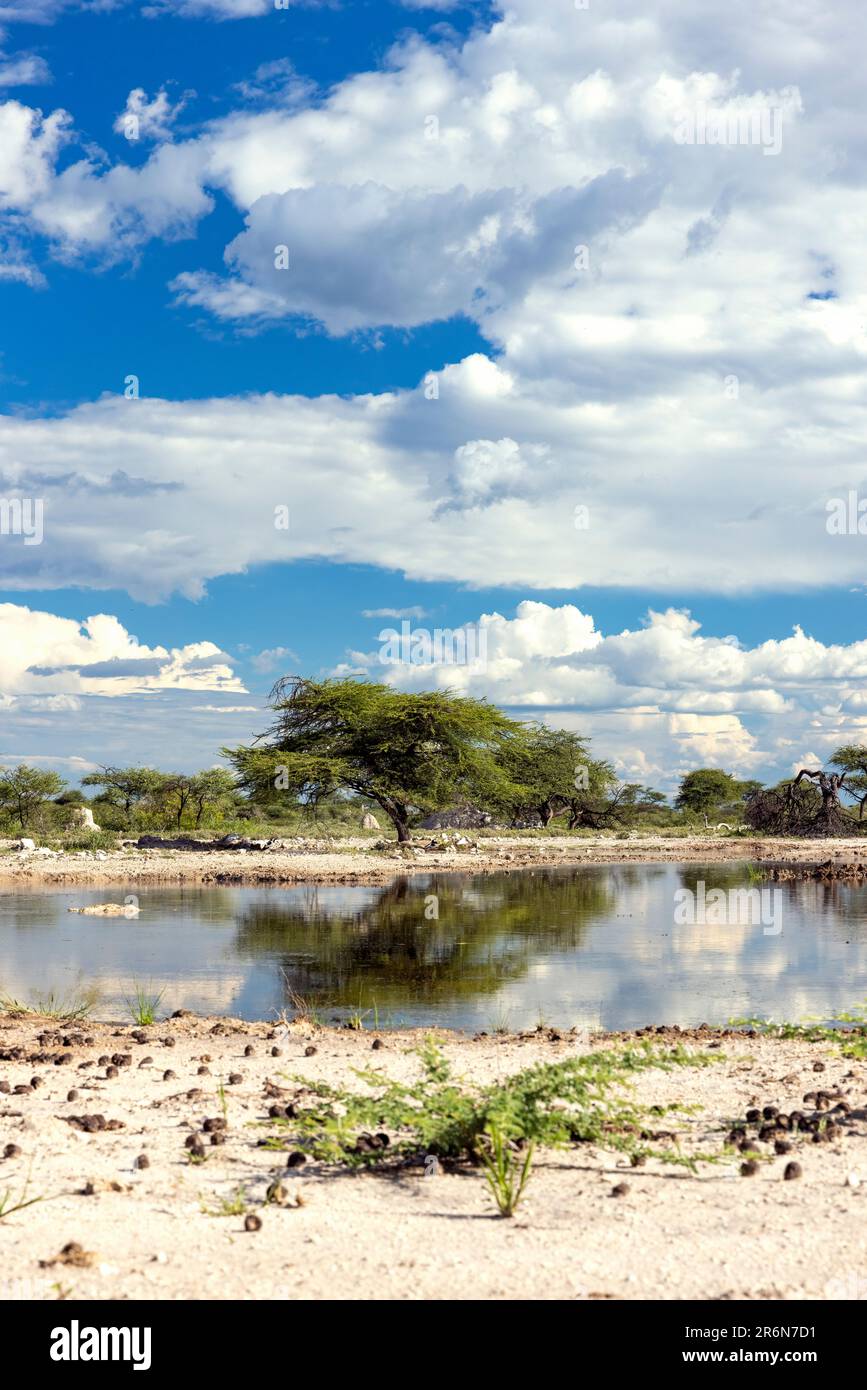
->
[377,796,410,843]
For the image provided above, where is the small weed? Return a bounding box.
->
[202,1186,247,1217]
[0,985,99,1021]
[480,1126,535,1217]
[0,1185,43,1221]
[124,981,164,1027]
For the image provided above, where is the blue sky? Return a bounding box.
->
[2,0,867,791]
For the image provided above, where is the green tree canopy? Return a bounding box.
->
[224,676,525,842]
[674,768,747,816]
[81,766,171,825]
[0,763,66,828]
[498,724,598,826]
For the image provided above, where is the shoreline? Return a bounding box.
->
[1,1011,865,1301]
[0,833,859,889]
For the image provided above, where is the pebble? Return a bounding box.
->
[784,1162,803,1181]
[135,1154,150,1169]
[244,1214,262,1232]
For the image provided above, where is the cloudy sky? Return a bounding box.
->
[1,0,866,791]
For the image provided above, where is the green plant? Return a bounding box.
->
[479,1125,535,1217]
[124,982,164,1027]
[277,1038,721,1170]
[0,1184,43,1220]
[0,985,99,1021]
[202,1186,247,1217]
[731,1005,867,1060]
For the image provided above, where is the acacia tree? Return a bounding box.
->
[225,677,524,843]
[567,780,666,830]
[81,766,170,826]
[675,769,747,817]
[828,745,867,818]
[498,725,596,827]
[189,769,238,828]
[0,764,66,828]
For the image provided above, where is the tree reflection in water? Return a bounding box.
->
[232,868,622,1018]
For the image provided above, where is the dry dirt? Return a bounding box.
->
[1,1013,866,1302]
[0,833,861,889]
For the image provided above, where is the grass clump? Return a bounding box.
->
[0,984,99,1021]
[278,1038,721,1171]
[124,981,164,1026]
[479,1126,535,1217]
[202,1186,248,1218]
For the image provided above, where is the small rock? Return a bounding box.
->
[244,1214,262,1232]
[784,1161,803,1181]
[740,1160,760,1177]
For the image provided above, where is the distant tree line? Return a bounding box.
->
[2,677,865,840]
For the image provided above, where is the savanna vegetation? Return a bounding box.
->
[2,675,866,843]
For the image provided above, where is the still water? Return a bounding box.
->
[1,863,866,1031]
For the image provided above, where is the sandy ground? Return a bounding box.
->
[1,1013,866,1301]
[0,833,861,888]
